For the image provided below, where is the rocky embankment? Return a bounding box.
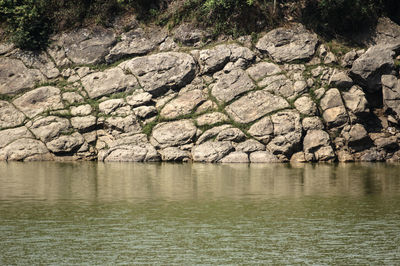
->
[1,18,400,163]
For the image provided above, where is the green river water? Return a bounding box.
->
[0,162,400,265]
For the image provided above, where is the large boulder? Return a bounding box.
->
[256,24,318,63]
[120,52,196,95]
[53,27,116,65]
[219,152,249,163]
[382,75,400,121]
[29,116,70,142]
[192,141,234,162]
[13,86,63,118]
[303,130,335,161]
[0,58,45,95]
[9,50,59,79]
[0,101,26,129]
[210,69,256,103]
[225,90,289,124]
[106,28,167,63]
[0,138,51,161]
[248,116,274,144]
[46,133,85,154]
[173,23,209,46]
[342,85,369,115]
[81,67,139,99]
[151,120,197,149]
[320,88,349,128]
[350,44,398,92]
[0,127,33,149]
[160,89,207,119]
[246,62,282,81]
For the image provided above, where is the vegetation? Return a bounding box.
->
[1,0,400,50]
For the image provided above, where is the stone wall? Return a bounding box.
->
[1,19,400,163]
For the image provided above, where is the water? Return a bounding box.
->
[1,162,400,265]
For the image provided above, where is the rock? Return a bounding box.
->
[219,152,249,163]
[0,127,33,149]
[0,42,14,55]
[192,141,234,162]
[151,120,197,149]
[350,44,398,92]
[196,112,228,126]
[382,75,400,121]
[126,92,152,107]
[70,104,92,116]
[320,88,349,127]
[0,57,45,95]
[248,116,274,144]
[9,50,59,79]
[210,69,256,103]
[249,151,279,163]
[0,101,26,129]
[173,23,209,45]
[329,71,353,89]
[13,86,63,118]
[46,133,85,154]
[98,99,125,115]
[358,148,385,162]
[196,125,231,144]
[343,124,368,144]
[374,136,398,151]
[267,111,302,157]
[324,51,337,64]
[195,100,218,114]
[303,130,335,161]
[256,24,318,63]
[133,106,157,119]
[0,138,51,161]
[71,116,97,131]
[198,45,232,74]
[246,61,282,81]
[337,150,354,162]
[120,52,196,96]
[364,17,400,45]
[160,89,206,119]
[104,115,141,134]
[55,27,116,65]
[29,116,70,142]
[290,152,307,163]
[228,44,256,63]
[216,128,246,142]
[302,116,324,131]
[82,67,139,99]
[106,28,166,63]
[159,37,178,52]
[342,85,369,115]
[341,50,358,68]
[225,90,289,124]
[235,139,265,153]
[294,95,317,116]
[159,147,191,161]
[62,92,84,105]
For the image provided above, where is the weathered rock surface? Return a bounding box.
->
[192,141,234,162]
[0,138,51,161]
[320,88,349,127]
[173,23,209,46]
[151,120,197,149]
[0,58,45,95]
[120,52,196,95]
[13,86,63,118]
[29,116,70,142]
[46,133,85,154]
[249,151,279,163]
[256,24,318,63]
[246,62,282,81]
[226,90,289,124]
[161,89,206,119]
[82,67,139,99]
[0,127,33,149]
[0,101,26,129]
[159,147,190,161]
[219,151,249,163]
[382,75,400,121]
[303,130,335,161]
[196,112,228,126]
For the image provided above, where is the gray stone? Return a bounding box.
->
[374,136,398,151]
[0,57,45,95]
[246,61,282,81]
[159,147,191,161]
[159,37,178,52]
[294,95,317,116]
[0,138,51,161]
[303,130,335,161]
[120,52,196,95]
[133,106,157,119]
[126,92,152,107]
[70,104,92,116]
[345,124,368,143]
[324,51,337,64]
[216,128,246,142]
[151,120,197,149]
[98,99,125,115]
[71,116,97,131]
[219,152,249,163]
[211,69,256,103]
[106,27,167,63]
[329,71,353,89]
[196,112,228,126]
[342,85,369,115]
[13,86,63,118]
[105,115,141,134]
[82,67,139,99]
[10,50,59,79]
[161,89,206,119]
[173,23,209,45]
[350,44,398,92]
[46,133,85,153]
[256,24,318,63]
[320,88,349,127]
[0,127,33,149]
[341,50,357,68]
[0,101,26,129]
[235,139,265,153]
[62,92,84,105]
[290,152,307,163]
[302,116,324,131]
[249,151,279,163]
[225,90,289,124]
[198,45,231,74]
[29,116,70,142]
[192,141,234,162]
[196,125,232,145]
[382,75,400,121]
[248,116,274,144]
